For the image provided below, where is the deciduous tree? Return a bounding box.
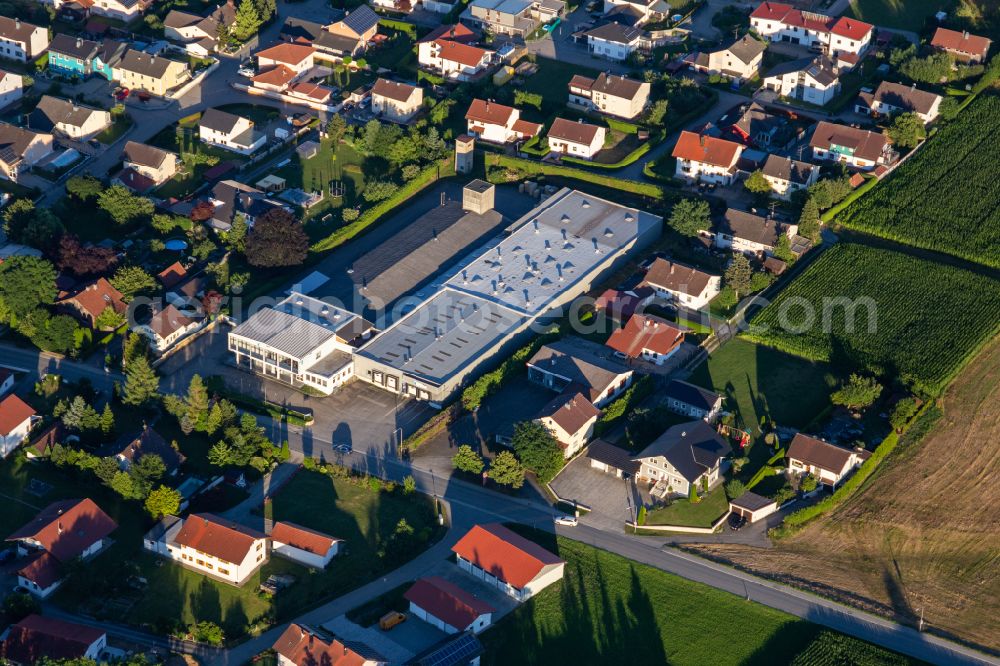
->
[0,255,56,321]
[245,208,307,267]
[145,485,181,518]
[668,198,711,237]
[110,266,156,301]
[511,420,564,484]
[724,254,752,296]
[831,373,882,410]
[98,184,154,225]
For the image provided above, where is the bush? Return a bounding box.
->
[724,479,745,500]
[889,397,919,432]
[403,475,416,494]
[637,506,647,526]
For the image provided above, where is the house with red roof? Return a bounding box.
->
[0,366,14,396]
[272,623,386,666]
[594,287,654,322]
[405,576,495,634]
[6,498,117,598]
[0,394,37,458]
[533,391,601,457]
[452,523,564,601]
[55,277,127,330]
[931,27,992,64]
[131,303,204,354]
[750,2,872,64]
[144,512,269,586]
[605,313,686,366]
[270,521,342,568]
[0,615,106,665]
[418,25,492,82]
[465,98,542,145]
[672,130,744,185]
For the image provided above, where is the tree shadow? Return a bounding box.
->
[193,576,222,626]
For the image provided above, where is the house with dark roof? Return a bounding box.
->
[584,22,642,61]
[371,79,424,123]
[931,27,992,64]
[56,277,126,330]
[587,437,639,478]
[6,498,117,597]
[47,34,101,78]
[533,390,601,457]
[89,0,153,23]
[761,154,819,200]
[672,130,744,185]
[114,50,190,96]
[163,2,235,56]
[270,521,342,568]
[641,257,721,309]
[546,117,606,160]
[856,81,942,124]
[203,179,286,230]
[0,68,23,109]
[0,122,54,182]
[451,523,564,601]
[117,141,178,192]
[687,34,766,82]
[272,623,387,666]
[633,420,732,498]
[786,433,870,488]
[567,72,650,119]
[29,95,111,140]
[0,394,37,458]
[318,5,379,57]
[663,379,723,422]
[0,615,106,665]
[462,0,564,38]
[593,286,654,322]
[605,313,686,365]
[720,101,797,149]
[405,577,495,635]
[729,490,778,523]
[527,336,634,408]
[602,0,669,25]
[100,425,187,475]
[809,120,894,170]
[199,108,267,155]
[761,56,841,106]
[132,303,203,353]
[0,17,49,63]
[144,512,269,586]
[711,208,798,257]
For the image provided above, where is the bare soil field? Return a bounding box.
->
[691,337,1000,653]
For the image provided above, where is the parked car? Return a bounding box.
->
[379,611,406,630]
[238,65,256,77]
[333,443,352,454]
[728,513,747,531]
[555,515,578,526]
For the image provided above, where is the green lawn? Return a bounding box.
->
[520,57,601,118]
[845,0,950,31]
[95,115,134,145]
[481,528,921,666]
[645,487,729,528]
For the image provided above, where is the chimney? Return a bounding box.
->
[964,30,969,38]
[76,38,82,48]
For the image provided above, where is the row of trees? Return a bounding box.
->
[451,421,566,488]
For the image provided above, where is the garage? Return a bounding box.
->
[586,439,639,479]
[729,490,778,524]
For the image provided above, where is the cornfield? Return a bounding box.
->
[791,631,919,665]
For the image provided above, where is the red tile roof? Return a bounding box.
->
[255,42,315,66]
[6,498,117,562]
[672,130,742,168]
[642,257,717,296]
[0,394,35,436]
[433,39,490,67]
[253,64,298,88]
[272,623,371,666]
[931,27,992,57]
[830,16,873,41]
[418,23,476,44]
[511,118,542,137]
[605,313,686,358]
[290,81,333,102]
[174,513,265,565]
[404,576,494,630]
[451,523,563,590]
[116,167,157,193]
[548,117,603,146]
[1,615,105,664]
[788,433,868,474]
[270,521,339,556]
[58,277,126,326]
[536,391,600,439]
[749,1,792,21]
[466,98,515,126]
[147,304,199,340]
[158,261,187,288]
[372,78,420,103]
[16,551,62,589]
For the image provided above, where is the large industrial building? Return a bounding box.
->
[353,187,662,405]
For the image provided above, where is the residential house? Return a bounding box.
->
[672,130,744,185]
[229,291,375,394]
[202,179,287,230]
[6,498,117,598]
[272,624,387,666]
[25,422,63,460]
[602,0,669,25]
[462,0,564,38]
[729,490,778,523]
[101,426,186,476]
[856,80,942,123]
[587,438,639,478]
[546,117,605,160]
[533,391,600,457]
[663,379,723,422]
[687,35,766,82]
[0,367,14,396]
[317,5,380,59]
[0,17,49,63]
[417,25,492,82]
[633,420,732,498]
[0,123,54,181]
[115,50,190,96]
[405,577,495,635]
[641,257,721,309]
[199,108,267,155]
[371,78,424,123]
[750,2,873,62]
[931,27,992,64]
[605,313,685,366]
[786,433,870,488]
[47,34,101,79]
[117,141,178,192]
[761,56,841,106]
[0,394,36,458]
[92,39,128,81]
[809,120,893,170]
[722,101,798,149]
[270,521,342,568]
[567,72,650,120]
[465,98,541,144]
[56,278,127,329]
[761,154,819,200]
[0,615,106,665]
[0,69,23,110]
[132,303,203,353]
[711,208,797,257]
[90,0,152,23]
[584,22,642,61]
[527,336,634,408]
[593,286,654,322]
[144,512,269,586]
[29,96,111,140]
[163,10,220,56]
[256,42,316,76]
[452,523,565,601]
[157,261,187,289]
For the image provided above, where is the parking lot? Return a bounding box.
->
[550,454,650,532]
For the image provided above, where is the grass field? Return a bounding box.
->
[480,528,922,665]
[691,335,1000,653]
[845,0,950,31]
[836,95,1000,269]
[743,243,1000,396]
[645,487,729,527]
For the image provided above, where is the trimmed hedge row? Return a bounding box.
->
[486,154,665,199]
